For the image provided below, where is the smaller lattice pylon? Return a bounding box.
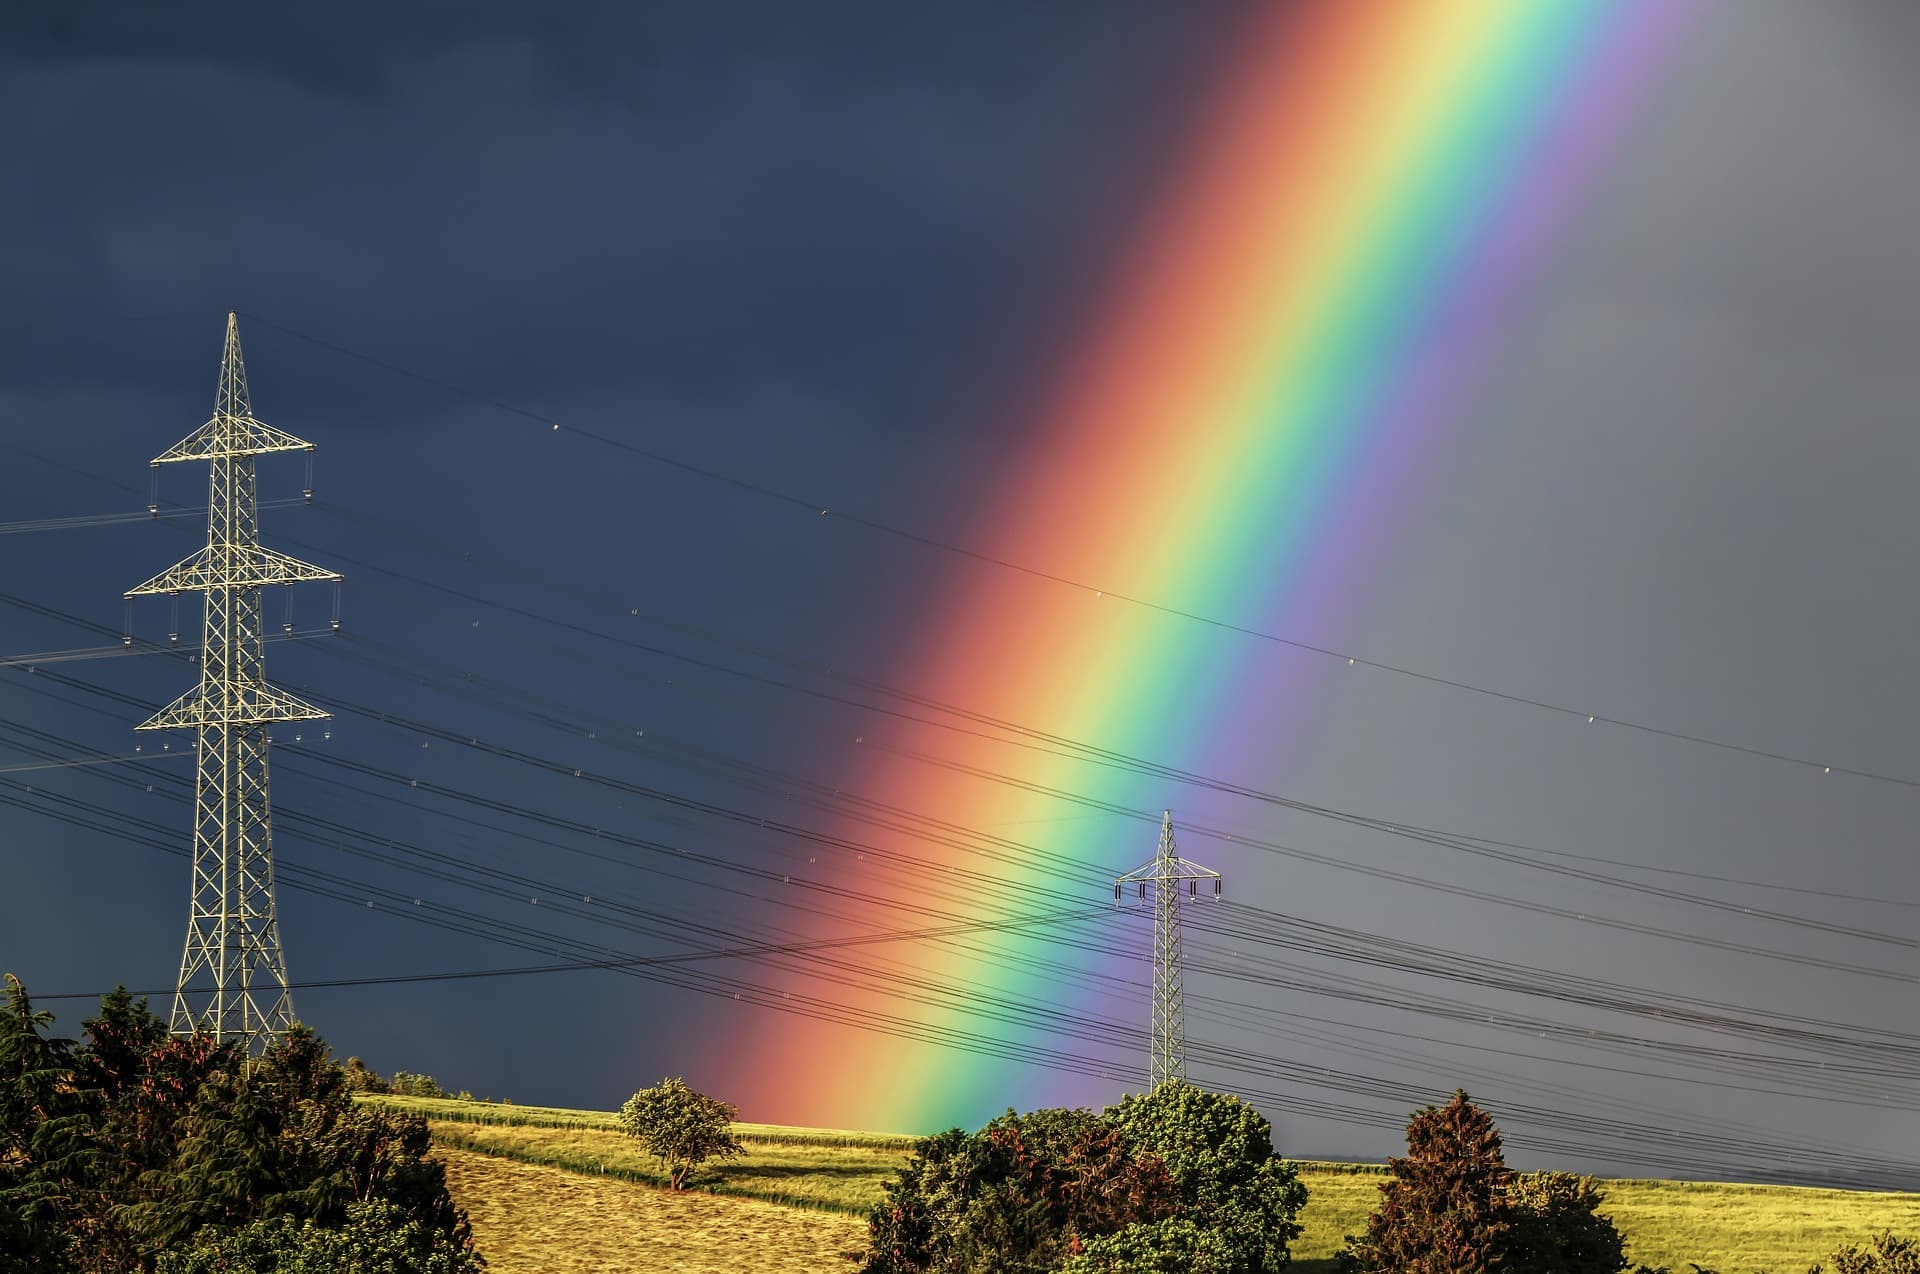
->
[1113,810,1221,1090]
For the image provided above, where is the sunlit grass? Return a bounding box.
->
[439,1145,868,1274]
[427,1119,906,1214]
[1287,1164,1920,1271]
[365,1093,917,1148]
[406,1095,1920,1271]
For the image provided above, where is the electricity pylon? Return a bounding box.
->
[126,312,341,1055]
[1114,810,1221,1089]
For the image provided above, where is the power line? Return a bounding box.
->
[233,311,1920,791]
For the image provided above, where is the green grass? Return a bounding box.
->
[393,1095,1920,1269]
[1287,1165,1920,1271]
[361,1093,918,1148]
[425,1120,904,1215]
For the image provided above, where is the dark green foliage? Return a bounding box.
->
[863,1084,1305,1274]
[388,1071,448,1099]
[1070,1081,1308,1273]
[342,1057,389,1094]
[861,1106,1174,1273]
[0,973,87,1273]
[0,973,478,1273]
[1506,1172,1627,1274]
[1343,1090,1516,1274]
[617,1076,745,1190]
[155,1199,483,1273]
[1811,1233,1920,1274]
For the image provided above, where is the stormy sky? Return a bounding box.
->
[3,2,1919,1186]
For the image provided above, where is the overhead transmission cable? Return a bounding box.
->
[227,312,1920,791]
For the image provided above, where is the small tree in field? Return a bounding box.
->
[616,1077,743,1190]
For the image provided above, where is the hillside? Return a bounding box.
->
[368,1096,1920,1272]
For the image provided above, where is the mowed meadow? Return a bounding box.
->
[367,1096,1920,1272]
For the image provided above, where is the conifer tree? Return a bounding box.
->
[1344,1089,1515,1274]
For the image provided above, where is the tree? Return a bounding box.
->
[0,975,478,1270]
[1812,1233,1920,1274]
[388,1071,447,1099]
[1343,1090,1515,1274]
[1070,1081,1308,1274]
[861,1107,1174,1274]
[156,1199,484,1273]
[616,1077,744,1190]
[342,1058,389,1094]
[0,974,85,1273]
[1505,1172,1626,1274]
[861,1084,1308,1274]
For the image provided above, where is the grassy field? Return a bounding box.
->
[426,1119,901,1214]
[1283,1165,1920,1272]
[438,1146,868,1273]
[382,1096,1920,1271]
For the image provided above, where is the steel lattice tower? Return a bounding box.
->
[126,313,341,1054]
[1114,810,1221,1089]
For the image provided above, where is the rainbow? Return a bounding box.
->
[705,0,1706,1133]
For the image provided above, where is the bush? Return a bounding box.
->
[157,1199,484,1273]
[0,976,478,1271]
[863,1107,1173,1273]
[1507,1171,1627,1274]
[863,1083,1305,1274]
[1812,1233,1920,1274]
[616,1077,743,1190]
[342,1057,389,1094]
[1343,1090,1515,1274]
[1071,1082,1308,1273]
[388,1071,448,1099]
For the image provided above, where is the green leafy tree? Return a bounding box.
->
[861,1107,1174,1274]
[342,1057,389,1094]
[1074,1081,1308,1274]
[1505,1172,1626,1274]
[156,1198,485,1273]
[0,975,477,1270]
[1812,1233,1920,1274]
[1343,1090,1515,1274]
[616,1077,744,1190]
[388,1071,447,1099]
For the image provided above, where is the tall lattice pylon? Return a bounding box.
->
[1114,810,1222,1089]
[126,312,341,1055]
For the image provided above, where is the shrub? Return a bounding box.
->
[862,1107,1174,1274]
[863,1083,1306,1274]
[1812,1233,1920,1274]
[388,1071,447,1099]
[1343,1090,1515,1274]
[616,1077,743,1190]
[156,1199,484,1273]
[1072,1081,1308,1273]
[342,1057,389,1094]
[1506,1171,1627,1274]
[0,976,477,1271]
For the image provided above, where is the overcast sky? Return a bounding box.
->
[3,2,1919,1186]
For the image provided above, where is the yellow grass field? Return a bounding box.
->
[438,1146,868,1273]
[427,1118,901,1213]
[392,1097,1920,1272]
[1286,1166,1920,1271]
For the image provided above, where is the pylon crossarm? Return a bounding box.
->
[125,545,341,597]
[136,682,329,731]
[152,415,313,464]
[1115,859,1222,885]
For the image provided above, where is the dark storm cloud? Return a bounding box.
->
[8,0,1920,1183]
[0,2,1237,436]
